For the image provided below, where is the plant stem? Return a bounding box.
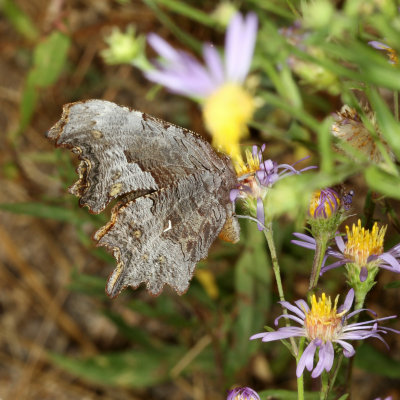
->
[296,337,305,400]
[394,91,399,121]
[320,371,329,400]
[326,353,344,399]
[345,286,368,398]
[263,222,298,355]
[309,237,328,290]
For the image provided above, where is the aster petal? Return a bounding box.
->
[346,315,397,327]
[323,341,335,372]
[225,13,244,82]
[368,40,392,51]
[291,240,317,250]
[292,232,316,244]
[295,299,310,313]
[249,332,269,340]
[379,252,400,272]
[278,301,306,319]
[251,327,305,342]
[346,307,377,319]
[274,314,305,326]
[144,69,192,96]
[335,339,355,357]
[334,234,346,253]
[311,342,334,378]
[320,259,347,275]
[338,288,354,314]
[230,189,240,202]
[148,33,181,62]
[202,43,224,86]
[297,340,317,377]
[233,12,258,82]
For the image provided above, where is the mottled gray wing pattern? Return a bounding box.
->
[96,173,235,297]
[47,99,230,214]
[47,99,240,297]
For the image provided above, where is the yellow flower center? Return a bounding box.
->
[234,147,260,177]
[203,83,255,163]
[304,293,344,342]
[309,189,340,218]
[344,219,386,266]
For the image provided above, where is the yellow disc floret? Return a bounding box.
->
[234,147,261,177]
[203,83,255,163]
[344,219,386,266]
[304,293,344,342]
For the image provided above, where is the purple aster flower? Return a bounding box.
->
[145,12,258,161]
[145,12,258,98]
[230,145,316,230]
[227,386,260,400]
[374,397,393,400]
[250,289,399,378]
[292,219,400,282]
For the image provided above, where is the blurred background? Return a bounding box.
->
[1,1,400,399]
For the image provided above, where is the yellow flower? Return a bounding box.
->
[344,219,386,266]
[305,293,345,342]
[203,83,255,163]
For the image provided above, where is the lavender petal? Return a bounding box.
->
[296,340,317,377]
[335,339,355,357]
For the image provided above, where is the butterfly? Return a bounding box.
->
[47,99,240,297]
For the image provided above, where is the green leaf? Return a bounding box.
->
[68,270,108,298]
[31,31,70,87]
[49,347,185,388]
[355,344,400,378]
[0,202,84,225]
[102,310,153,346]
[19,79,39,133]
[15,32,70,137]
[385,280,400,289]
[367,87,400,160]
[364,166,400,200]
[153,0,216,27]
[0,0,39,40]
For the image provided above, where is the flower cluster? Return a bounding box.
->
[100,7,400,397]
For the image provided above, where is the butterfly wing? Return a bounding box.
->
[47,99,240,296]
[96,172,235,297]
[47,99,232,213]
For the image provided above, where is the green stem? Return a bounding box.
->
[326,353,344,399]
[263,222,298,355]
[394,91,399,121]
[296,337,305,400]
[320,371,329,400]
[345,286,368,397]
[309,237,328,290]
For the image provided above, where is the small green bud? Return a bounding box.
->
[101,25,146,67]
